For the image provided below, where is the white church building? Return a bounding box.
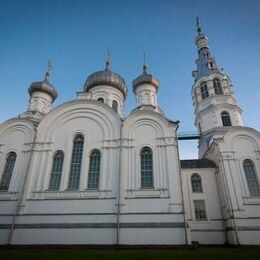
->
[0,20,259,246]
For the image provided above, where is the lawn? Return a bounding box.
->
[1,247,260,260]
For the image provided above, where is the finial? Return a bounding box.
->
[196,16,201,34]
[45,60,52,81]
[105,48,111,70]
[143,52,148,74]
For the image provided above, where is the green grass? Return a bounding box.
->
[1,247,260,260]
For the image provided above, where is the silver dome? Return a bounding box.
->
[28,80,58,101]
[132,69,159,93]
[84,69,128,98]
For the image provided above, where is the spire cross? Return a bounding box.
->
[45,60,52,81]
[196,16,201,34]
[105,48,111,70]
[143,52,148,73]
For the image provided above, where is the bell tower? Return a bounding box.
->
[192,18,243,156]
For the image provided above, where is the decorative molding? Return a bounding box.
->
[125,188,169,198]
[30,189,113,200]
[0,192,19,201]
[0,222,185,229]
[157,136,177,147]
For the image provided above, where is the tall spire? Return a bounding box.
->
[105,48,111,70]
[193,18,221,81]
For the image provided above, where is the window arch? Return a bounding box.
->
[49,150,64,190]
[87,149,101,189]
[0,152,17,191]
[97,97,104,103]
[243,159,260,196]
[112,100,118,112]
[140,147,153,188]
[200,82,209,99]
[68,134,84,190]
[191,173,203,193]
[213,78,223,95]
[221,111,232,126]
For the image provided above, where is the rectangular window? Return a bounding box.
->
[200,84,209,99]
[194,200,207,221]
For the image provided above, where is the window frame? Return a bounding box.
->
[112,100,118,113]
[48,150,64,190]
[243,159,260,196]
[200,82,209,99]
[221,111,232,126]
[191,173,203,193]
[213,78,223,95]
[97,97,104,103]
[0,152,17,191]
[140,147,154,189]
[68,134,84,190]
[193,200,207,221]
[87,149,101,190]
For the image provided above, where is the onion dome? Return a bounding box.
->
[84,60,128,98]
[28,80,57,101]
[132,63,159,93]
[28,61,58,101]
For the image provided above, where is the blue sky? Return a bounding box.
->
[0,0,260,159]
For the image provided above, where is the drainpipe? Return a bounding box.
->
[116,120,123,246]
[7,122,38,245]
[176,124,190,246]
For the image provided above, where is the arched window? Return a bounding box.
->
[112,100,118,112]
[213,78,223,95]
[68,134,84,190]
[87,149,101,189]
[140,147,153,188]
[97,97,104,103]
[200,82,209,99]
[221,111,232,126]
[0,152,17,191]
[191,173,203,192]
[243,159,260,196]
[49,150,64,190]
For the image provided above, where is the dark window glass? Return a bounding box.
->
[221,111,232,126]
[49,150,64,190]
[140,147,153,188]
[112,100,118,112]
[191,173,203,193]
[68,134,84,190]
[194,200,207,221]
[243,159,260,196]
[200,82,209,99]
[213,78,223,95]
[0,152,17,191]
[88,149,101,189]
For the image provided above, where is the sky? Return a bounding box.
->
[0,0,260,159]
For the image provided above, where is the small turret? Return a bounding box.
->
[27,61,57,116]
[132,56,159,108]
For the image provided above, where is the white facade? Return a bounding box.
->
[0,22,260,246]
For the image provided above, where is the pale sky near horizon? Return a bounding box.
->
[1,0,260,159]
